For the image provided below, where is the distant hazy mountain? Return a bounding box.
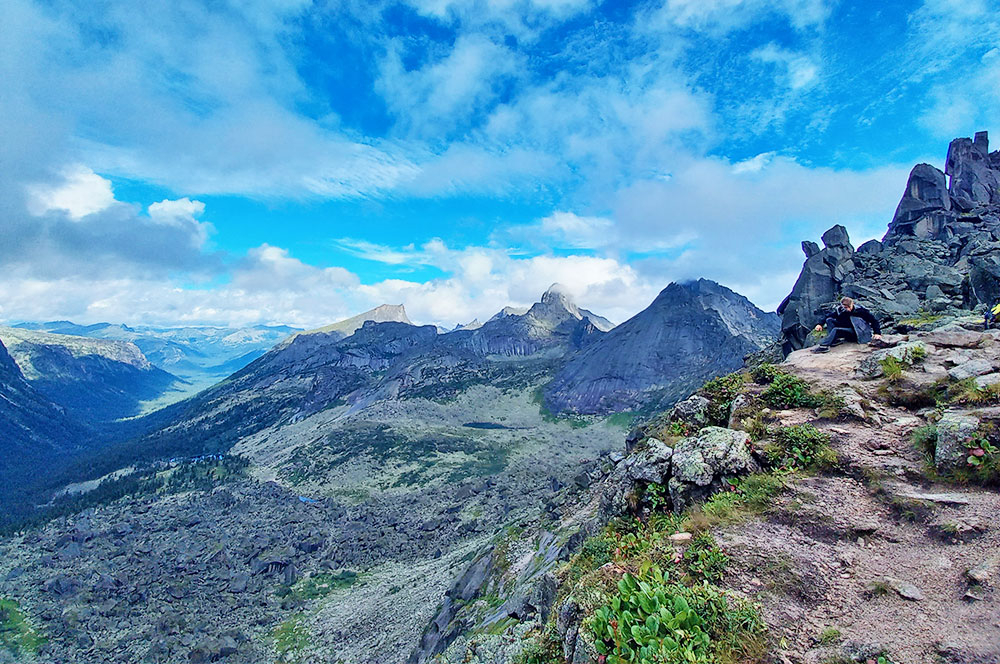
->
[0,326,180,422]
[545,279,781,414]
[282,304,411,345]
[13,320,303,399]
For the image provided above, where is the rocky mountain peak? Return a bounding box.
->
[283,303,413,346]
[545,278,779,414]
[946,130,1000,208]
[528,283,583,325]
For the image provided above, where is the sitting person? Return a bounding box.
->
[812,297,882,353]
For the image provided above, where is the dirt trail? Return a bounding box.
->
[717,336,1000,664]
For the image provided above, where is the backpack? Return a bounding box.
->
[986,303,1000,329]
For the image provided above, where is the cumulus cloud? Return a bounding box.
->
[27,166,116,220]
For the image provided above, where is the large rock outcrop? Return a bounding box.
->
[780,130,1000,352]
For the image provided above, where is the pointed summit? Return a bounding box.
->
[528,283,583,327]
[545,279,779,413]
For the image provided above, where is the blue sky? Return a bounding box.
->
[2,0,999,328]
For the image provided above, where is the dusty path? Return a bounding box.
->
[717,334,1000,664]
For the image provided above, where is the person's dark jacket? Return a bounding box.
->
[824,305,881,337]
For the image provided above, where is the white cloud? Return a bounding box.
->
[650,0,830,34]
[377,34,524,138]
[0,240,656,330]
[27,166,116,219]
[147,198,213,249]
[751,44,820,90]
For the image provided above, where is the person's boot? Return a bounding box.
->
[812,345,831,353]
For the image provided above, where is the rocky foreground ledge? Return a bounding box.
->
[421,316,1000,664]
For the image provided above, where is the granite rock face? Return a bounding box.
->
[780,130,1000,352]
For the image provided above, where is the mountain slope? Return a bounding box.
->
[0,326,180,421]
[545,279,780,414]
[0,339,88,528]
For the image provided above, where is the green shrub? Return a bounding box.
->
[880,356,905,383]
[955,433,1000,486]
[683,533,729,583]
[766,425,836,470]
[760,374,822,409]
[645,482,670,511]
[587,566,766,664]
[750,363,781,384]
[700,372,749,425]
[588,566,712,664]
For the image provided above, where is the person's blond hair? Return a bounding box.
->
[841,297,854,307]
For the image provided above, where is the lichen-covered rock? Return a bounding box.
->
[935,412,980,470]
[668,427,756,511]
[668,394,711,430]
[855,341,928,378]
[625,439,674,484]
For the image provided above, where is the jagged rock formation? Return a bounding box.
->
[0,326,180,422]
[545,279,780,414]
[780,130,1000,352]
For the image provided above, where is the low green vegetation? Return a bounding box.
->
[273,614,310,663]
[760,374,823,410]
[0,598,45,658]
[912,422,1000,486]
[817,627,841,645]
[520,507,767,664]
[691,473,787,530]
[881,376,1000,410]
[765,425,837,471]
[750,363,781,385]
[879,356,906,383]
[700,372,749,426]
[588,567,712,663]
[289,571,359,601]
[898,311,945,328]
[682,533,729,583]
